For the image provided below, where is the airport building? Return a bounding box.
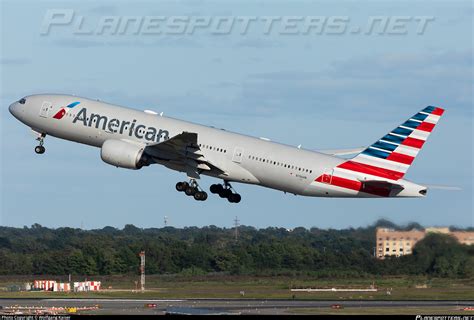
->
[375,227,474,259]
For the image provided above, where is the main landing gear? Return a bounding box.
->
[176,180,208,201]
[210,181,241,203]
[34,134,46,154]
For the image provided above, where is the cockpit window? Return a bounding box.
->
[19,98,26,104]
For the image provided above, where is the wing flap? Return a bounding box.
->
[144,131,226,178]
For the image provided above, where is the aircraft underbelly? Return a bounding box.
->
[303,182,378,198]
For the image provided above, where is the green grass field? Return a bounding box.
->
[0,275,473,301]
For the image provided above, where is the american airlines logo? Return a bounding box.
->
[53,101,80,119]
[72,107,169,142]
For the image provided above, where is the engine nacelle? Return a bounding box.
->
[100,139,147,170]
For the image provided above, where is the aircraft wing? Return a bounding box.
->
[317,147,366,156]
[144,131,225,179]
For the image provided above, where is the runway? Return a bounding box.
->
[1,298,473,315]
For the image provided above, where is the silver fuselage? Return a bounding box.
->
[9,94,426,198]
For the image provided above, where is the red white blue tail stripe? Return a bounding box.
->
[348,105,444,179]
[315,106,445,196]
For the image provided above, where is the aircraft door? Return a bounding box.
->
[232,147,244,163]
[39,101,51,118]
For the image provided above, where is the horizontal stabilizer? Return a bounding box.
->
[424,184,462,191]
[318,147,366,156]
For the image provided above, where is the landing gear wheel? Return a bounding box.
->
[34,146,45,154]
[194,191,208,201]
[219,188,232,198]
[210,184,223,194]
[228,193,241,203]
[34,133,46,154]
[176,179,209,201]
[175,182,189,192]
[213,181,241,203]
[185,186,197,196]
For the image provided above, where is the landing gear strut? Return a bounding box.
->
[210,181,241,203]
[176,179,208,201]
[34,134,46,154]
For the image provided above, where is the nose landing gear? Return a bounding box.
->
[210,181,241,203]
[176,180,208,201]
[34,134,46,154]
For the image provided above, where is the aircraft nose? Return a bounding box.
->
[9,102,18,117]
[9,101,23,120]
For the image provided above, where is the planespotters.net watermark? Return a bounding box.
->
[415,316,474,320]
[40,9,435,36]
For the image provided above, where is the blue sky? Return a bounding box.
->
[1,1,472,229]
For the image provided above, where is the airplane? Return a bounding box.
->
[9,94,445,203]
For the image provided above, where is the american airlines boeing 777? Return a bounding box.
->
[9,94,445,203]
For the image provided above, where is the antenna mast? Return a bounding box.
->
[233,216,240,241]
[139,251,145,292]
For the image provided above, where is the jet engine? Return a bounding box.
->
[100,139,148,170]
